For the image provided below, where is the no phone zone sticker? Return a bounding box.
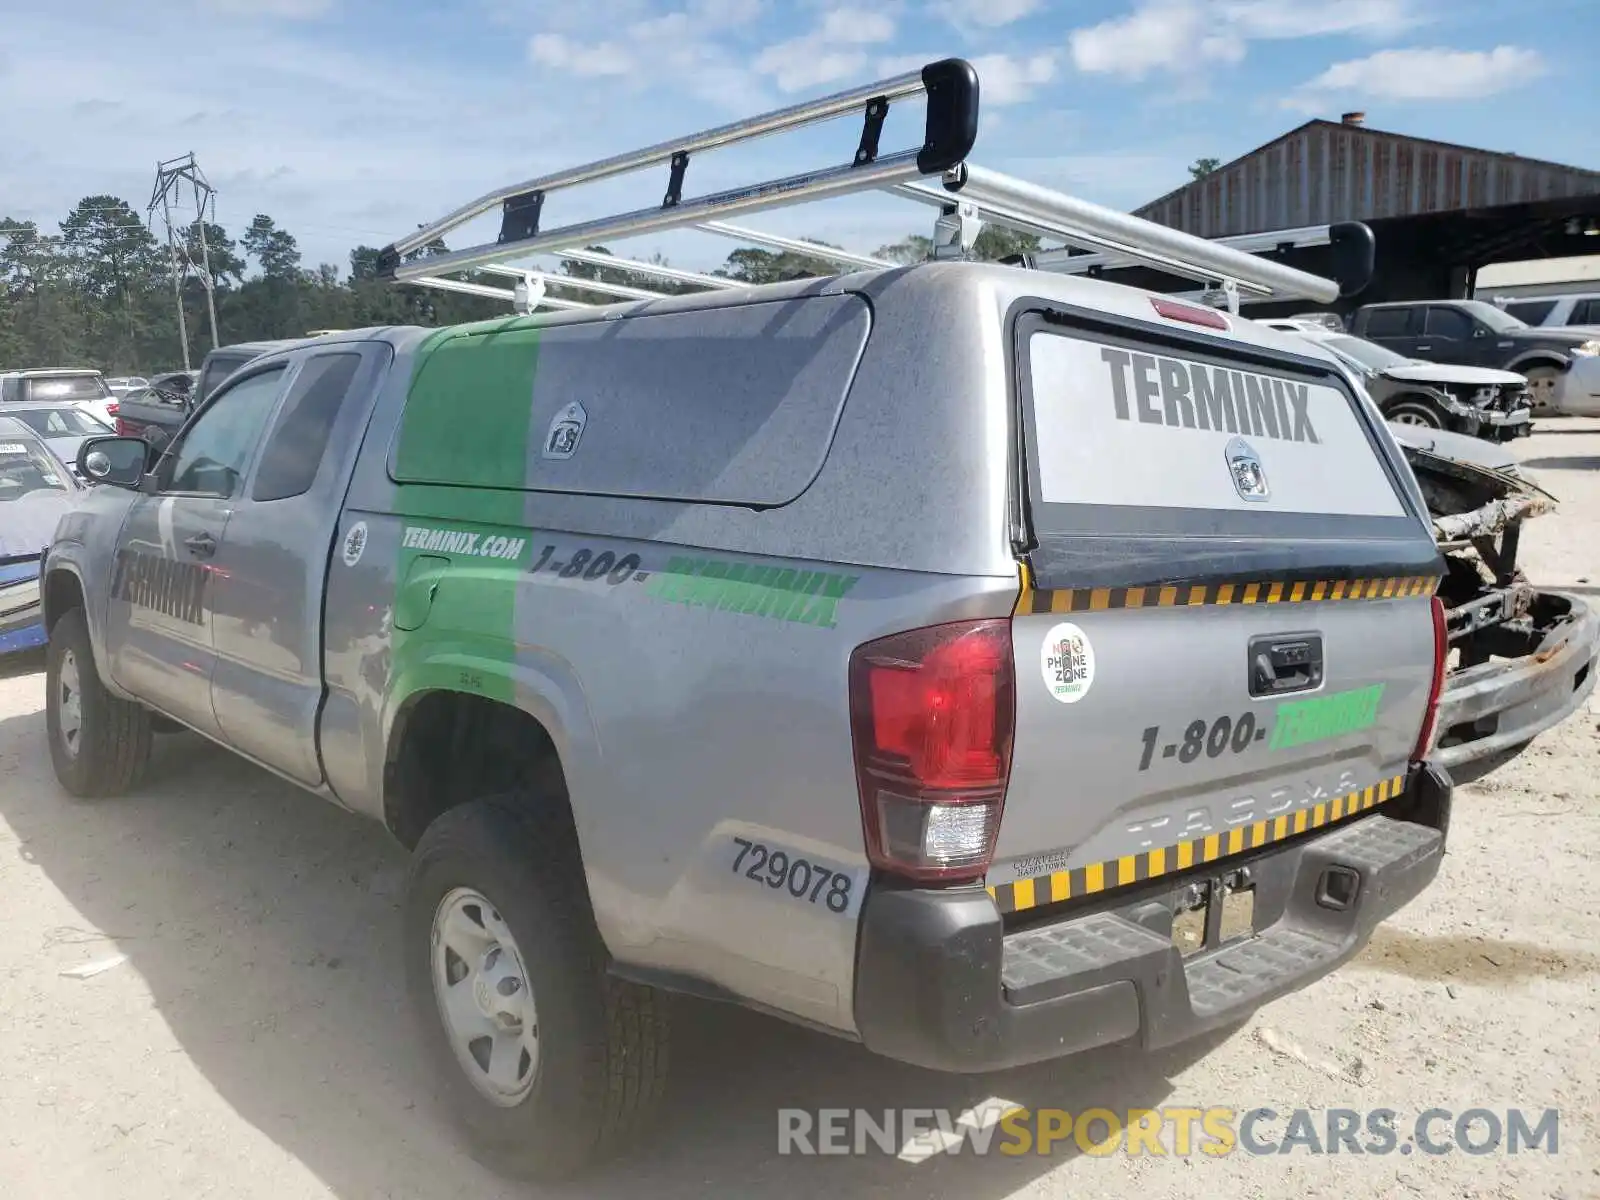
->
[1041,622,1095,704]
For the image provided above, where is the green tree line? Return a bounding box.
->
[1,195,1038,375]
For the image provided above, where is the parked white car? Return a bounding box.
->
[1487,292,1600,336]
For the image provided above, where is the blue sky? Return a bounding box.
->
[3,0,1595,275]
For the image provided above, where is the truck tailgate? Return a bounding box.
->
[991,312,1444,916]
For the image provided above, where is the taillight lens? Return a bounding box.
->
[1411,594,1448,762]
[115,418,132,436]
[848,619,1016,884]
[105,400,119,416]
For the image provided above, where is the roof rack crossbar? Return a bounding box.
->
[384,57,979,282]
[892,179,1271,297]
[554,248,744,291]
[695,221,896,270]
[476,263,670,302]
[386,58,1354,309]
[389,152,931,283]
[409,275,593,311]
[1028,224,1341,275]
[939,165,1340,303]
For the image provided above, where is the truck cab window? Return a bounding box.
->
[252,353,362,501]
[164,368,286,498]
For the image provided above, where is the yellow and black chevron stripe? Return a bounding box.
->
[987,772,1407,916]
[1016,575,1438,617]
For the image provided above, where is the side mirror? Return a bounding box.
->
[77,436,150,489]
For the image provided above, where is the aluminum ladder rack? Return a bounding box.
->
[381,57,1373,314]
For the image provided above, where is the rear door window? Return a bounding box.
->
[1424,307,1473,341]
[1361,308,1414,339]
[252,353,362,501]
[1020,321,1409,539]
[391,295,871,507]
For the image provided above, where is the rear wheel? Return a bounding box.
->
[45,607,153,797]
[1523,366,1561,414]
[1384,397,1446,429]
[404,794,668,1179]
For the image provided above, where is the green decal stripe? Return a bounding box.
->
[1270,683,1386,750]
[391,328,542,706]
[645,556,858,628]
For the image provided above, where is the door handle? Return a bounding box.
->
[1415,344,1432,351]
[184,532,217,559]
[1248,634,1324,697]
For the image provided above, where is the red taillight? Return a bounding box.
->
[849,619,1016,884]
[106,400,119,416]
[1411,594,1448,762]
[115,418,132,436]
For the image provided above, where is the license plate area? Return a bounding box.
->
[1171,870,1256,957]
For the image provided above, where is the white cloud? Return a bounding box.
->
[529,33,634,77]
[1221,0,1417,39]
[199,0,334,16]
[970,52,1056,105]
[1071,0,1422,79]
[1070,2,1242,79]
[934,0,1042,27]
[1286,45,1547,108]
[753,7,896,92]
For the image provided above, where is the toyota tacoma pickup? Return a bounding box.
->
[38,63,1458,1181]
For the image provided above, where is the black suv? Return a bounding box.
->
[1349,300,1600,413]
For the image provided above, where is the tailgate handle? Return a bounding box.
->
[1249,634,1324,697]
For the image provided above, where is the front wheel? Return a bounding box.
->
[1384,397,1446,429]
[45,607,153,797]
[405,795,668,1179]
[1523,366,1561,414]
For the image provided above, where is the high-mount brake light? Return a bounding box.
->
[848,619,1015,884]
[1411,594,1448,763]
[1150,297,1230,330]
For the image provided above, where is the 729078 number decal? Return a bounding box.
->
[731,837,854,913]
[1138,712,1264,771]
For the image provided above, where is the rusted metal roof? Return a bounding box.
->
[1135,120,1600,238]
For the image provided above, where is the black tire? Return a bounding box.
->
[45,607,153,797]
[404,793,668,1179]
[1384,396,1446,429]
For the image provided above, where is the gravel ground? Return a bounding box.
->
[0,419,1596,1200]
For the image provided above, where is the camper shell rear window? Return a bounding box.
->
[391,294,872,508]
[1018,312,1417,541]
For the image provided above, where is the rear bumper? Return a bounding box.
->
[853,764,1451,1073]
[1435,591,1598,774]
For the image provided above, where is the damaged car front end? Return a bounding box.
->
[1389,424,1599,782]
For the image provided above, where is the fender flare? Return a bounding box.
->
[1504,352,1570,375]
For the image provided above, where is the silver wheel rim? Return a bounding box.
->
[1391,408,1437,427]
[1526,371,1557,411]
[57,649,83,759]
[430,887,539,1106]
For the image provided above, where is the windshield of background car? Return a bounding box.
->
[1458,302,1527,333]
[14,408,112,437]
[0,436,72,500]
[23,374,112,403]
[1325,335,1413,371]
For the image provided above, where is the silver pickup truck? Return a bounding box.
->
[40,62,1459,1180]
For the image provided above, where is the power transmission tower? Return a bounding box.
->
[148,152,220,371]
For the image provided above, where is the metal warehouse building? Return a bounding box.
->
[1097,114,1600,316]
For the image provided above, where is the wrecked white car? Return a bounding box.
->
[1389,423,1598,782]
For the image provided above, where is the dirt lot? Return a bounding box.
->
[0,420,1596,1200]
